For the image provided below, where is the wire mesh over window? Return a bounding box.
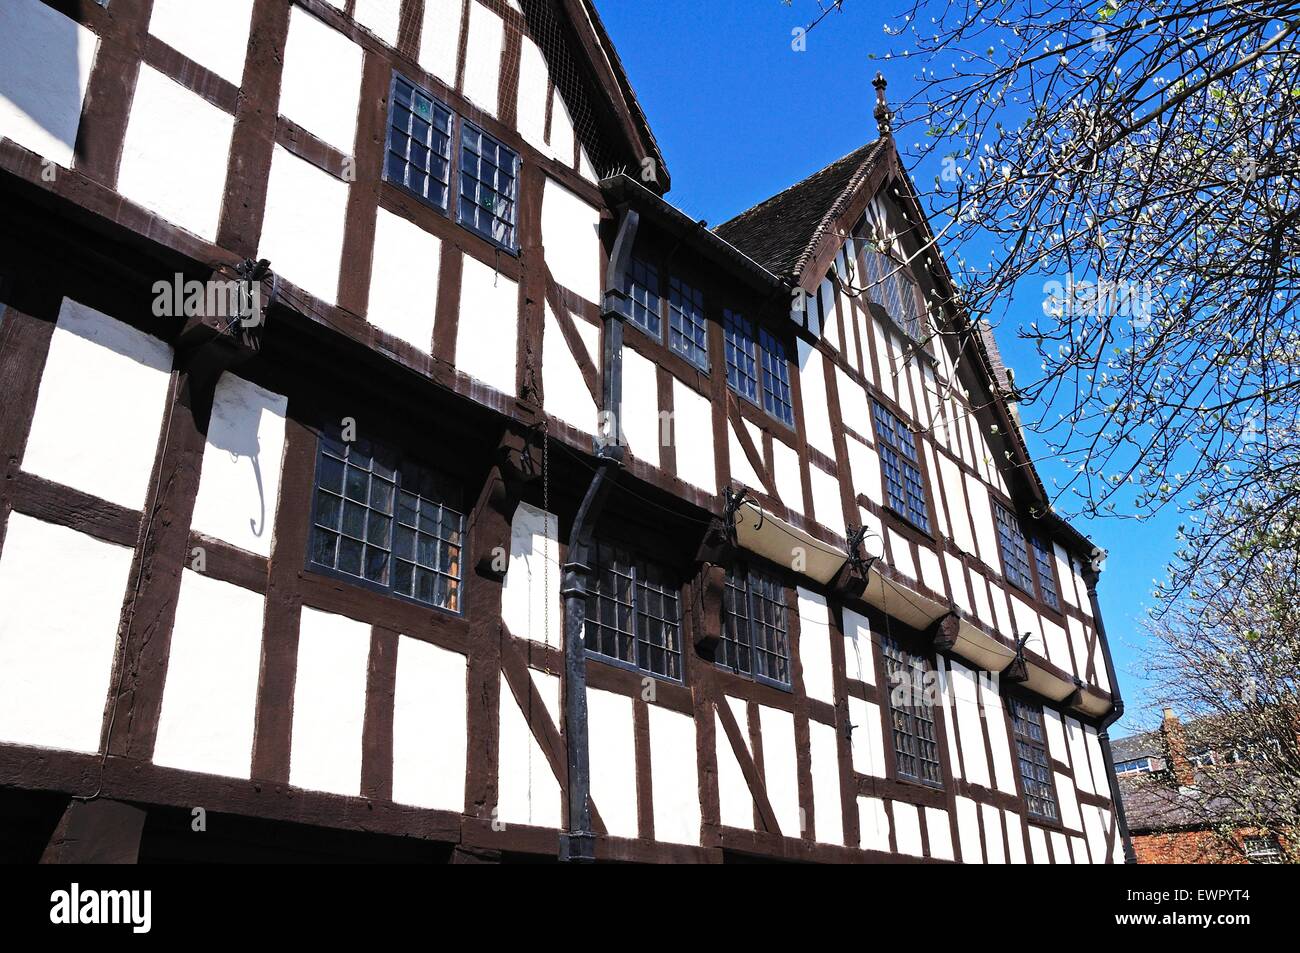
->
[1031,536,1061,610]
[625,257,661,338]
[458,121,518,251]
[881,634,943,786]
[668,277,708,370]
[995,502,1035,595]
[721,565,791,688]
[385,76,452,210]
[723,309,759,403]
[310,430,464,613]
[584,543,682,680]
[871,402,931,532]
[1009,697,1059,820]
[759,327,795,426]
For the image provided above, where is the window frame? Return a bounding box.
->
[667,275,710,371]
[583,541,685,683]
[719,561,792,690]
[1008,695,1061,821]
[456,118,520,253]
[1030,535,1062,611]
[993,500,1036,597]
[382,72,520,256]
[871,401,933,534]
[722,311,796,428]
[307,429,468,617]
[880,632,945,788]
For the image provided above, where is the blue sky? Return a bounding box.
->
[596,0,1176,736]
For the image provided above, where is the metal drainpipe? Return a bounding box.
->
[1082,552,1138,864]
[558,206,638,863]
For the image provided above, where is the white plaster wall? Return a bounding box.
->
[543,303,598,434]
[462,1,503,117]
[1070,835,1090,864]
[990,584,1016,639]
[547,87,575,165]
[1066,615,1089,681]
[620,346,660,468]
[648,705,701,846]
[809,464,846,538]
[847,695,886,778]
[1084,726,1111,797]
[955,795,983,863]
[969,571,994,629]
[887,528,916,581]
[759,705,801,837]
[1050,830,1072,863]
[1028,825,1050,863]
[671,379,715,493]
[892,801,923,857]
[944,553,971,615]
[455,255,519,395]
[367,208,440,352]
[841,607,874,686]
[1081,804,1107,864]
[22,298,172,511]
[1065,716,1096,796]
[0,0,97,168]
[835,364,870,436]
[541,177,601,303]
[980,676,1019,796]
[1055,770,1083,831]
[1091,637,1111,693]
[715,697,754,830]
[918,546,945,598]
[858,796,890,852]
[1043,705,1069,762]
[419,0,463,85]
[923,445,949,539]
[289,608,370,796]
[1040,614,1072,673]
[728,424,763,491]
[353,0,402,46]
[936,658,962,779]
[796,588,834,704]
[259,145,349,305]
[965,474,1001,574]
[936,458,973,553]
[587,688,638,840]
[1053,542,1078,608]
[808,719,843,846]
[149,0,254,85]
[189,373,287,558]
[497,670,561,828]
[771,438,803,513]
[1005,810,1027,863]
[500,503,561,648]
[392,637,467,811]
[516,37,549,152]
[152,571,263,779]
[981,802,1006,863]
[0,515,132,753]
[926,807,955,861]
[280,6,362,154]
[949,660,991,788]
[796,340,836,458]
[845,436,883,509]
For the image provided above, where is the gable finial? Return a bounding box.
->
[872,71,893,138]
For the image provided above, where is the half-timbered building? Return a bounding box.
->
[0,0,1133,863]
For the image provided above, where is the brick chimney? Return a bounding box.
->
[1161,707,1195,787]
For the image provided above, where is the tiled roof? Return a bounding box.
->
[713,139,885,280]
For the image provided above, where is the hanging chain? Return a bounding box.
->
[542,417,552,675]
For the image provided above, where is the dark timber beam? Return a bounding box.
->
[40,798,148,865]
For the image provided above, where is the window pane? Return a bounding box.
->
[1010,698,1058,820]
[584,543,682,681]
[881,635,943,786]
[668,277,708,369]
[759,327,795,426]
[625,257,661,338]
[309,430,464,613]
[871,402,931,532]
[723,310,758,403]
[457,120,519,251]
[1031,537,1061,610]
[995,503,1035,595]
[720,565,789,687]
[384,77,452,211]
